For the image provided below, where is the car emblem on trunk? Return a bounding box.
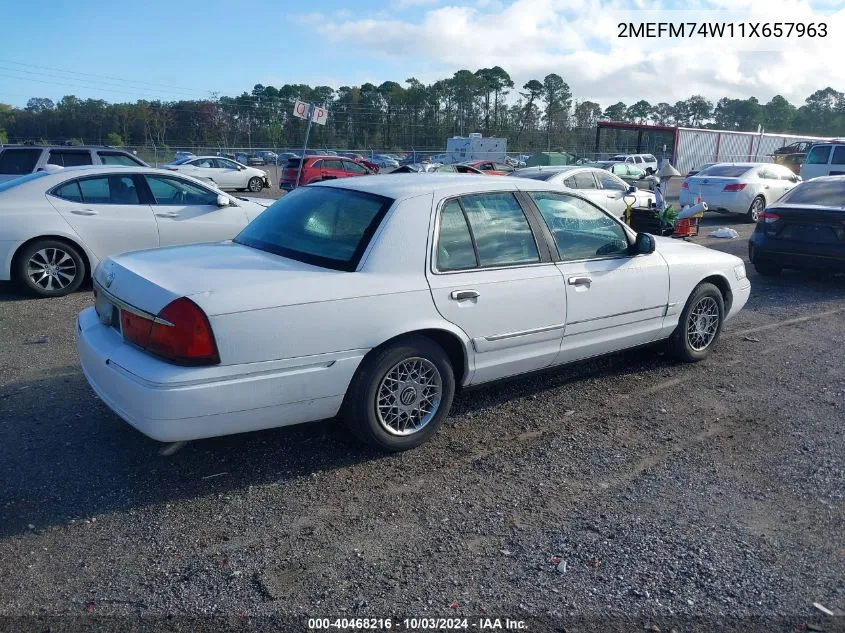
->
[104,271,115,288]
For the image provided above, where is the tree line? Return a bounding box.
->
[1,67,844,151]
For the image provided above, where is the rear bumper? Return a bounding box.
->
[75,307,363,442]
[749,232,845,271]
[679,190,752,214]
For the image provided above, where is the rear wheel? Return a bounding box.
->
[14,239,86,298]
[668,282,724,362]
[746,195,765,223]
[247,177,263,192]
[341,336,455,452]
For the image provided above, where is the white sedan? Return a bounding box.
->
[76,175,750,451]
[511,166,656,219]
[0,166,272,297]
[680,162,801,222]
[165,156,270,192]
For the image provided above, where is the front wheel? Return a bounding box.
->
[668,282,725,362]
[247,177,263,192]
[14,239,86,297]
[341,336,456,452]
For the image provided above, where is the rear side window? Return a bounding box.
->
[436,200,477,271]
[53,181,83,202]
[832,147,845,165]
[644,155,657,162]
[53,175,139,204]
[698,165,753,178]
[48,150,93,167]
[0,148,42,175]
[459,192,539,267]
[634,156,643,163]
[98,151,143,166]
[806,145,832,165]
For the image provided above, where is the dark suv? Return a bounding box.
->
[0,145,148,183]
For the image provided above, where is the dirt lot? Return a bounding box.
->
[0,213,843,632]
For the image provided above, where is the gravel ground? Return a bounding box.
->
[0,212,843,633]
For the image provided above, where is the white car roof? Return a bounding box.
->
[316,174,520,200]
[0,166,227,192]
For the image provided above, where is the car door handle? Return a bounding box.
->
[71,208,98,216]
[450,290,480,301]
[155,211,181,218]
[568,276,592,286]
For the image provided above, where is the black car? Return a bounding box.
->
[748,176,845,275]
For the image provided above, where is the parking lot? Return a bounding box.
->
[0,214,843,628]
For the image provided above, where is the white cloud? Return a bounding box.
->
[393,0,442,8]
[307,0,845,107]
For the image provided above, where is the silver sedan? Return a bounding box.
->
[680,162,801,222]
[509,166,656,219]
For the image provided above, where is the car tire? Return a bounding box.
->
[247,177,263,193]
[668,282,725,363]
[14,239,86,298]
[340,335,456,452]
[746,195,765,223]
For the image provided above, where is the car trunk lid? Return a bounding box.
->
[93,242,347,318]
[762,204,845,244]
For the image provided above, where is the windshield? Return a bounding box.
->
[233,186,394,271]
[778,179,845,208]
[696,165,753,178]
[0,171,49,192]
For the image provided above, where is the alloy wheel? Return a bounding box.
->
[686,296,720,351]
[27,247,77,291]
[750,197,765,222]
[375,357,443,436]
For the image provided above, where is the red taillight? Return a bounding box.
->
[681,181,689,189]
[723,183,747,191]
[121,298,219,366]
[760,212,780,223]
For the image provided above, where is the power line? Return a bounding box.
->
[0,58,215,96]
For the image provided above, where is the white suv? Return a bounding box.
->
[609,153,659,174]
[799,141,845,180]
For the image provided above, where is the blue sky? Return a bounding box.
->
[1,0,843,108]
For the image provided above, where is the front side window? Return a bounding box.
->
[145,175,217,206]
[216,158,238,169]
[806,145,832,165]
[529,192,629,261]
[98,152,143,166]
[832,146,845,165]
[234,186,392,271]
[47,150,93,167]
[436,200,477,271]
[344,161,369,174]
[459,193,539,267]
[321,159,344,171]
[634,156,643,163]
[598,171,626,191]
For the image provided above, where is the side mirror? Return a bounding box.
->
[792,175,801,182]
[216,194,230,207]
[634,232,656,255]
[626,185,638,195]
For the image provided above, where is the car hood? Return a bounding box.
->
[235,196,274,208]
[652,235,742,267]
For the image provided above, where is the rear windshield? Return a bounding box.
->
[696,165,752,178]
[234,186,393,271]
[510,170,561,180]
[779,180,845,208]
[0,171,49,192]
[0,148,42,175]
